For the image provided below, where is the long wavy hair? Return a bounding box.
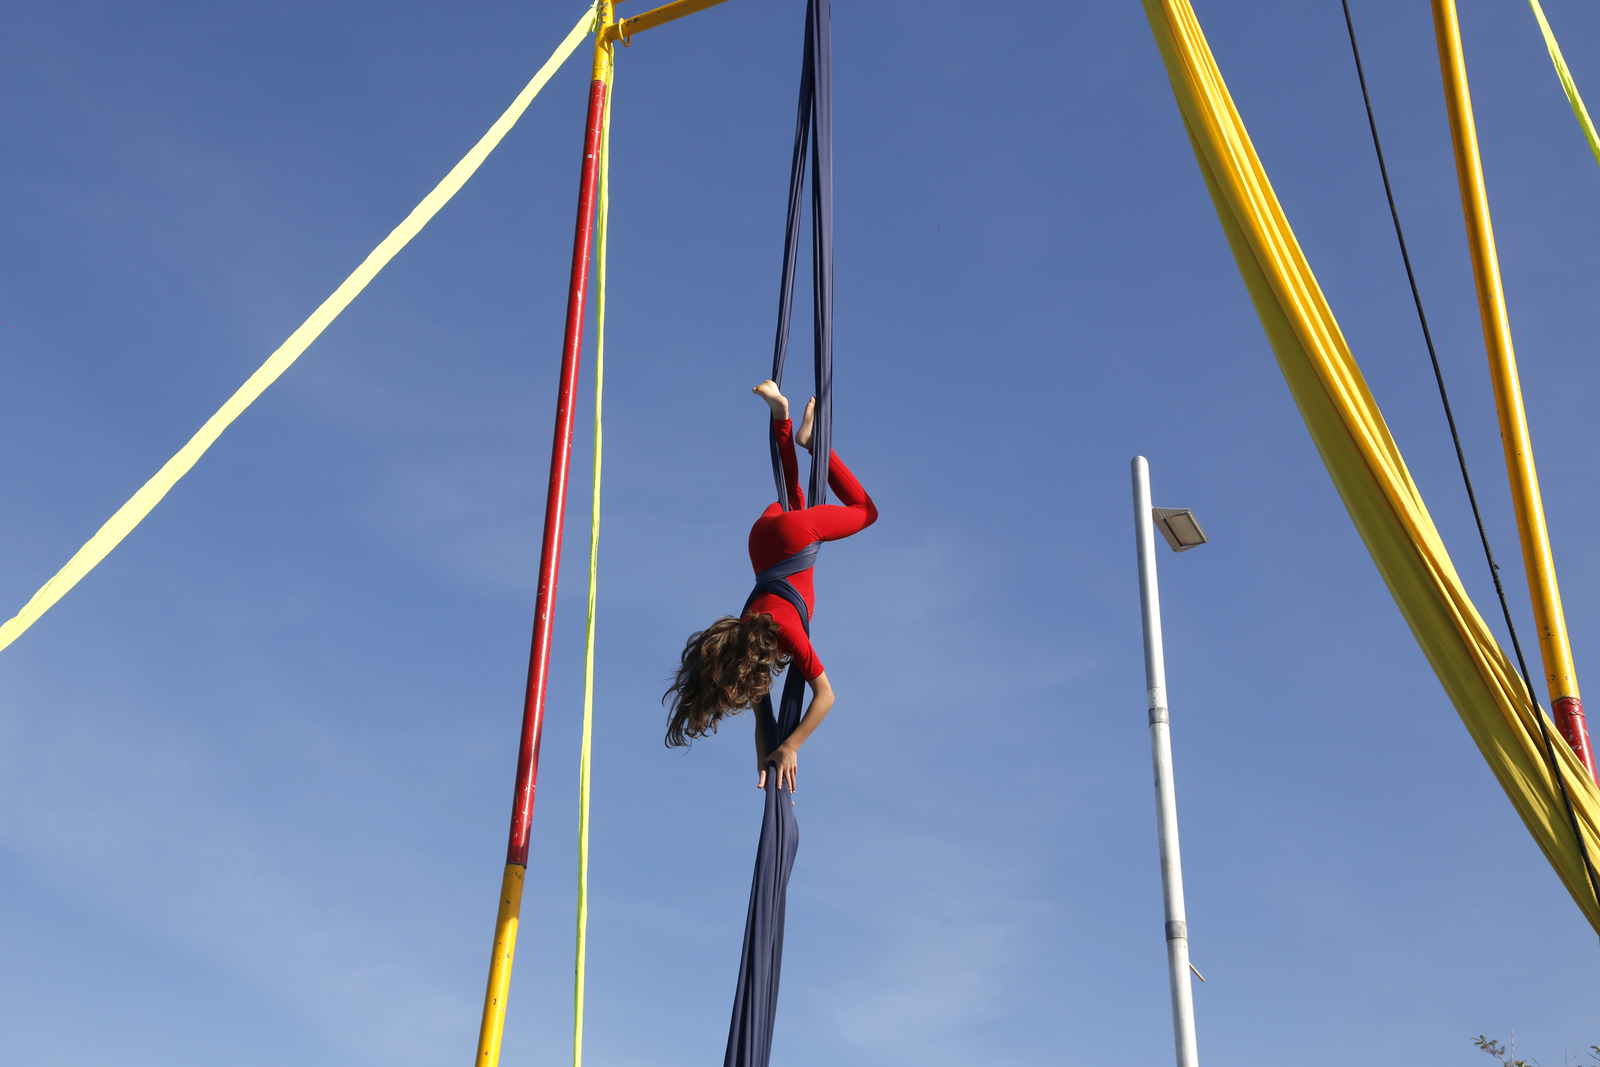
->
[664,614,789,747]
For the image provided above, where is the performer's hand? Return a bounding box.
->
[765,742,800,794]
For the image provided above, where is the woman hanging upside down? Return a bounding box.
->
[664,380,878,793]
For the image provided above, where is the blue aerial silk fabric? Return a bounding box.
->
[725,545,816,1067]
[768,0,833,512]
[731,0,832,1057]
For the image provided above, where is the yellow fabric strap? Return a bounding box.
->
[1528,0,1600,169]
[0,6,599,654]
[572,61,610,1067]
[1139,0,1600,932]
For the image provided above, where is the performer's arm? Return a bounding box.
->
[760,672,834,794]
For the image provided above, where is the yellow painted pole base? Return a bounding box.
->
[475,864,527,1067]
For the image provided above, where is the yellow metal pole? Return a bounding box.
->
[1430,0,1596,782]
[475,864,527,1067]
[472,7,614,1067]
[602,0,735,44]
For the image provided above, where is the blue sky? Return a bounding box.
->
[3,0,1599,1064]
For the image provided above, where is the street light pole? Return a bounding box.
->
[1132,455,1200,1067]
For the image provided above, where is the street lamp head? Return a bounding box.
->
[1153,507,1208,552]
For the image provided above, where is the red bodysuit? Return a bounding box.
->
[744,418,878,680]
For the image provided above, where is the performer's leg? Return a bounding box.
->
[753,380,789,421]
[795,396,816,452]
[754,381,804,509]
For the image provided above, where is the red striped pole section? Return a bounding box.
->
[475,6,613,1064]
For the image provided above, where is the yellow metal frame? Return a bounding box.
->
[593,0,617,82]
[603,0,735,45]
[1431,0,1582,709]
[475,864,528,1067]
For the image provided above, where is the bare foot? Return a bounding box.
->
[753,380,789,421]
[795,397,816,452]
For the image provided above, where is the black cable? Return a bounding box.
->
[1339,0,1600,912]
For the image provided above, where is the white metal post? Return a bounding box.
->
[1131,456,1199,1067]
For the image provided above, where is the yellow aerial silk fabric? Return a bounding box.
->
[572,59,611,1067]
[0,5,598,654]
[1139,0,1600,932]
[1527,0,1600,171]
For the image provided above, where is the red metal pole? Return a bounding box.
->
[507,50,611,871]
[475,11,612,1065]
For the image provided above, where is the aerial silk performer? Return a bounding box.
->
[661,0,864,1059]
[664,0,868,1061]
[662,382,877,1066]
